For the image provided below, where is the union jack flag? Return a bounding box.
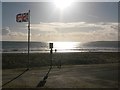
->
[16,13,29,22]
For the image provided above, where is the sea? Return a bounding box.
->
[1,41,119,53]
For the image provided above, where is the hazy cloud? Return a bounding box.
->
[3,22,118,42]
[30,22,118,33]
[2,27,10,35]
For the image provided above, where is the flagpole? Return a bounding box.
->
[28,10,30,69]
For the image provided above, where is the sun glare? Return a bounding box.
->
[53,42,77,49]
[53,0,73,10]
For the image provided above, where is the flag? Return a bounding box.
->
[16,12,29,22]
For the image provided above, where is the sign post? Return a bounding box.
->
[49,43,53,69]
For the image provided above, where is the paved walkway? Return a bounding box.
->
[2,63,118,88]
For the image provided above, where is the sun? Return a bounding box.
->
[53,0,73,10]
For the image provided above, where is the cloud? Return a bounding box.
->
[2,32,27,41]
[30,22,118,33]
[3,22,118,42]
[38,22,118,42]
[2,27,10,35]
[2,27,28,41]
[30,22,87,32]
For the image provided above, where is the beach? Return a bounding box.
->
[2,52,119,69]
[2,52,119,88]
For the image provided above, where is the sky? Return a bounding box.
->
[2,2,118,42]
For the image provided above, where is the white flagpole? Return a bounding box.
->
[28,10,30,69]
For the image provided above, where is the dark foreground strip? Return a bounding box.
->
[1,88,119,90]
